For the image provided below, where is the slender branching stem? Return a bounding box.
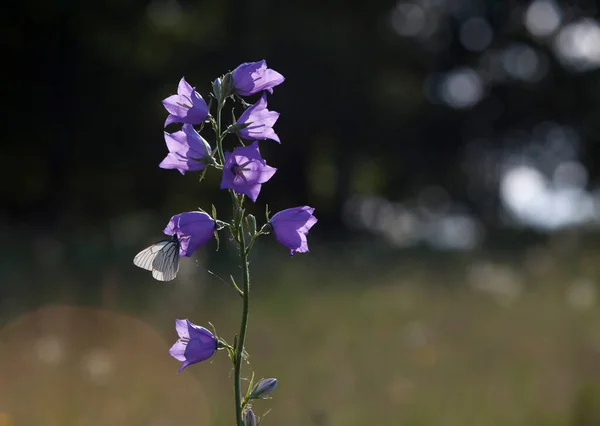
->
[234,214,251,426]
[216,101,225,164]
[214,90,250,426]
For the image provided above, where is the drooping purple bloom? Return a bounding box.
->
[249,378,278,399]
[164,211,215,257]
[236,94,280,143]
[221,142,277,202]
[162,77,208,127]
[159,124,212,174]
[270,206,317,256]
[232,60,285,96]
[169,319,218,373]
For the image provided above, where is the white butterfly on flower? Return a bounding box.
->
[133,211,216,282]
[133,236,180,282]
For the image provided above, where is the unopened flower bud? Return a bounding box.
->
[246,214,257,236]
[222,73,233,93]
[249,378,278,399]
[212,77,223,101]
[244,409,257,426]
[212,74,233,103]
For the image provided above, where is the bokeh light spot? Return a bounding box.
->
[524,0,562,37]
[502,44,546,82]
[440,68,484,109]
[459,17,493,52]
[555,19,600,71]
[391,3,426,37]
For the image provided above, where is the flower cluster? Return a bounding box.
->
[132,60,317,425]
[134,60,317,284]
[160,61,316,257]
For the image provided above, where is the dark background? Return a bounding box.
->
[4,1,600,425]
[8,0,600,234]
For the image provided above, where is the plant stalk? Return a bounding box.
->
[216,101,225,164]
[234,225,250,426]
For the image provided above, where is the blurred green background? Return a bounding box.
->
[5,0,600,425]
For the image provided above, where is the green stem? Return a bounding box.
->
[216,101,225,164]
[234,222,251,426]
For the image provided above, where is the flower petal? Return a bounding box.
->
[177,359,193,374]
[187,323,217,347]
[162,78,208,126]
[237,94,280,143]
[160,127,209,174]
[164,130,187,154]
[255,165,277,184]
[164,114,180,127]
[270,207,317,255]
[169,340,187,362]
[177,77,194,97]
[175,319,190,339]
[220,143,276,202]
[163,216,178,236]
[162,95,189,118]
[262,69,285,94]
[274,224,307,254]
[184,338,217,364]
[232,60,284,96]
[181,124,211,158]
[159,152,187,175]
[175,211,215,257]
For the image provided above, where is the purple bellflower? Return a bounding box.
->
[236,94,280,143]
[232,60,285,96]
[159,124,212,174]
[164,211,215,257]
[270,206,317,255]
[162,77,208,127]
[221,142,276,202]
[169,319,218,373]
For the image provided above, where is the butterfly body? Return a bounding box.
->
[133,235,180,281]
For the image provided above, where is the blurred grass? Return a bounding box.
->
[2,238,600,426]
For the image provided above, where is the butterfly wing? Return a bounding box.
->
[151,240,180,282]
[133,241,171,271]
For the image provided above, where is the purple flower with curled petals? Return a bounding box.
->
[169,319,218,373]
[232,60,285,96]
[162,77,208,127]
[164,211,215,257]
[236,94,280,143]
[270,206,317,256]
[159,124,212,174]
[221,142,277,202]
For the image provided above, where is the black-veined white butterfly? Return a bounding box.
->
[133,235,180,281]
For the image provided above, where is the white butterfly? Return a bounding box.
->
[133,236,180,281]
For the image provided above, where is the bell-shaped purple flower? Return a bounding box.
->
[232,60,285,96]
[270,206,317,256]
[221,142,277,202]
[236,94,280,143]
[164,211,215,257]
[169,319,218,373]
[162,77,208,127]
[159,124,212,174]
